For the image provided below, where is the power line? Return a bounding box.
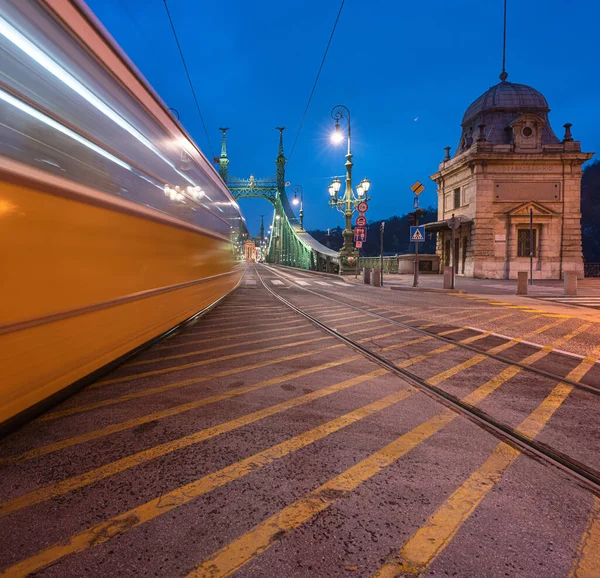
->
[287,0,345,164]
[162,0,215,158]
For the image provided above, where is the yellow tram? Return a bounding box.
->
[0,0,244,429]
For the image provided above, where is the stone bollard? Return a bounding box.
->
[516,271,528,295]
[443,268,453,289]
[564,271,577,296]
[363,267,371,285]
[373,268,381,287]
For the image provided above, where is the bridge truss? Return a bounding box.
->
[217,127,339,272]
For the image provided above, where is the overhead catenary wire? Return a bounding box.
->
[162,0,215,158]
[287,0,345,164]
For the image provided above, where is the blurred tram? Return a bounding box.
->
[0,0,244,430]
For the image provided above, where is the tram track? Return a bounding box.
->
[256,265,600,495]
[263,264,600,396]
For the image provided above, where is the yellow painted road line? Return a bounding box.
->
[92,336,333,388]
[2,390,415,578]
[3,354,360,465]
[38,344,346,422]
[186,349,525,577]
[156,322,308,351]
[425,355,487,387]
[0,370,389,517]
[371,359,589,578]
[183,318,302,337]
[187,411,458,578]
[569,497,600,578]
[126,329,321,367]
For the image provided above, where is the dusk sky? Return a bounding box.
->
[87,0,599,236]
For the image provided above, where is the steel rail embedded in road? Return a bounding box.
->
[256,265,600,495]
[263,264,600,397]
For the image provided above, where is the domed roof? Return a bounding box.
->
[462,81,549,125]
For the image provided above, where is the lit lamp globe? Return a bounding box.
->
[331,121,344,145]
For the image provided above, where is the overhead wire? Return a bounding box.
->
[162,0,215,158]
[287,0,345,165]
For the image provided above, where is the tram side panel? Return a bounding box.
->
[1,179,241,429]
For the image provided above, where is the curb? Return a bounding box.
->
[388,286,466,294]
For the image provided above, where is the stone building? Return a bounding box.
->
[427,75,593,279]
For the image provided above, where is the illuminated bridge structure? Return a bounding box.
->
[217,128,340,272]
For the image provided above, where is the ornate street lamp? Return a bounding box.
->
[328,105,371,273]
[292,185,304,230]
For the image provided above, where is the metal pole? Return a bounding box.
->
[380,221,385,287]
[451,213,456,290]
[529,207,533,285]
[413,208,420,287]
[355,247,360,279]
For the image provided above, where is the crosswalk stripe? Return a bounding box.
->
[314,281,331,286]
[294,280,309,285]
[244,279,256,285]
[271,280,284,285]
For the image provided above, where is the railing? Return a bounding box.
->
[584,263,600,277]
[358,256,398,274]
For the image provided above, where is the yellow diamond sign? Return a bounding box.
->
[410,181,425,195]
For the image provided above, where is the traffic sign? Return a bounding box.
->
[357,201,368,213]
[410,181,425,195]
[410,225,425,243]
[354,227,367,242]
[356,216,366,227]
[355,240,363,248]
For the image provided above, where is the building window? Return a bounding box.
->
[517,229,537,257]
[454,188,461,209]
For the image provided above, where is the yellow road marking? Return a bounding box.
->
[426,355,487,386]
[126,329,321,367]
[38,344,346,422]
[372,359,589,577]
[3,389,414,578]
[188,411,457,578]
[2,355,360,465]
[186,362,522,578]
[183,318,302,337]
[156,322,307,351]
[93,336,333,387]
[570,497,600,578]
[0,370,389,517]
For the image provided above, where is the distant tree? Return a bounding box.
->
[308,206,438,257]
[581,160,600,262]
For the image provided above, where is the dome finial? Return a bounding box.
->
[500,0,508,82]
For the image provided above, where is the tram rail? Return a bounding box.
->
[258,264,600,494]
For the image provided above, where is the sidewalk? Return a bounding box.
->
[354,273,600,296]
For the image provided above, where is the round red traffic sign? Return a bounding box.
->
[357,202,368,213]
[356,216,366,226]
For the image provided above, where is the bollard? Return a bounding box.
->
[363,267,371,285]
[517,271,528,295]
[443,267,453,290]
[373,268,381,287]
[564,271,577,296]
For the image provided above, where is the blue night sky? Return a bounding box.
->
[87,0,599,236]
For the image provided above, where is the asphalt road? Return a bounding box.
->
[1,264,599,577]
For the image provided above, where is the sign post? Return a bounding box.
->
[380,222,385,286]
[410,181,425,287]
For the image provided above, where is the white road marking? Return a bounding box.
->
[314,281,331,286]
[333,282,349,287]
[245,279,256,285]
[294,280,310,286]
[271,280,285,286]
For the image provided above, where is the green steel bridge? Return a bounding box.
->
[217,127,340,273]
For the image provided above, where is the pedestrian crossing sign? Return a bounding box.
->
[410,225,425,243]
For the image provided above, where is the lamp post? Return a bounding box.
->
[292,185,304,230]
[328,104,371,274]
